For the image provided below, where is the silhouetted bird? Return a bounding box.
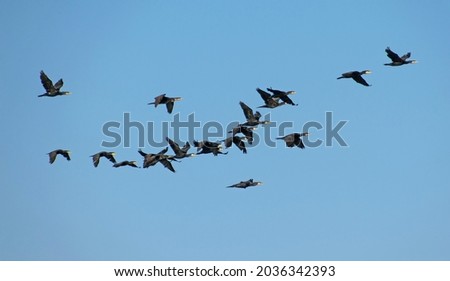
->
[277,132,309,148]
[148,94,182,113]
[193,140,228,156]
[266,87,298,106]
[337,70,372,86]
[228,125,256,144]
[90,151,116,167]
[113,161,139,168]
[227,179,263,188]
[239,101,270,127]
[384,47,417,66]
[223,136,247,154]
[48,149,71,164]
[138,147,177,172]
[256,88,286,108]
[166,137,196,159]
[38,71,71,97]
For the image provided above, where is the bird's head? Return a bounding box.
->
[130,161,137,165]
[362,70,372,75]
[410,60,418,64]
[261,120,271,125]
[287,90,296,95]
[173,97,182,101]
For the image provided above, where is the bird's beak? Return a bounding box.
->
[412,60,418,64]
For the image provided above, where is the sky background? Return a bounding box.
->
[1,0,449,260]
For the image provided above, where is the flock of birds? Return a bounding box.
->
[40,47,416,188]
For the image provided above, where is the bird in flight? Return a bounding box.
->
[38,71,71,97]
[384,47,417,66]
[148,94,182,114]
[227,179,263,188]
[277,132,309,149]
[337,70,372,87]
[48,149,71,164]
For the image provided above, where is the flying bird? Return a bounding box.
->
[228,125,256,144]
[48,149,71,164]
[193,140,228,156]
[384,47,417,66]
[277,132,309,148]
[138,147,177,172]
[256,88,286,108]
[148,94,182,114]
[337,70,372,86]
[227,179,263,188]
[113,161,139,168]
[239,101,270,127]
[222,136,247,154]
[90,151,116,167]
[38,71,71,97]
[166,137,196,159]
[266,87,298,106]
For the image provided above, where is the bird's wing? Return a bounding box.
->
[224,137,232,148]
[48,151,57,164]
[401,52,411,61]
[181,141,191,153]
[352,74,370,86]
[159,158,175,173]
[233,137,247,154]
[297,138,305,149]
[153,94,166,106]
[158,147,169,155]
[278,94,296,105]
[54,79,64,90]
[138,149,147,157]
[166,137,181,154]
[106,154,117,163]
[266,88,285,97]
[91,154,100,167]
[256,88,272,101]
[62,151,71,161]
[166,101,174,114]
[385,47,402,62]
[40,71,55,92]
[239,101,254,120]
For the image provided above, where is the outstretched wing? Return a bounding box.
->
[400,52,411,61]
[256,88,272,102]
[166,137,181,154]
[385,47,402,63]
[54,79,64,90]
[233,137,247,154]
[181,141,191,153]
[40,71,55,92]
[239,101,254,120]
[153,94,166,107]
[278,94,297,105]
[159,158,175,173]
[352,73,370,87]
[91,153,100,167]
[166,101,174,113]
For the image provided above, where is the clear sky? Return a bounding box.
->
[1,0,449,261]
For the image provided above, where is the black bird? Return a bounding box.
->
[266,87,298,106]
[384,47,417,66]
[193,140,228,156]
[148,94,182,114]
[38,71,71,97]
[223,136,247,154]
[166,137,196,159]
[277,132,309,149]
[337,70,372,86]
[138,147,177,172]
[227,179,263,189]
[90,151,116,167]
[256,88,286,108]
[239,101,270,127]
[113,161,139,168]
[48,149,71,164]
[228,125,256,144]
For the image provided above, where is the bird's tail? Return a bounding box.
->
[37,93,47,97]
[276,137,285,140]
[337,76,344,79]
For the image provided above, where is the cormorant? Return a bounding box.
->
[227,179,263,188]
[256,88,286,108]
[166,137,196,159]
[38,71,71,97]
[148,94,182,114]
[193,140,228,156]
[90,151,116,167]
[266,87,298,106]
[228,125,255,144]
[138,147,177,172]
[277,132,309,148]
[337,70,372,86]
[222,136,247,154]
[239,101,270,127]
[48,149,71,164]
[113,161,139,168]
[384,47,417,66]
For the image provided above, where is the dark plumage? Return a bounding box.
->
[38,71,71,97]
[138,147,177,172]
[113,161,139,168]
[193,140,228,156]
[148,94,182,114]
[256,88,286,108]
[90,151,116,167]
[277,132,309,148]
[337,70,372,86]
[266,87,298,106]
[228,125,256,144]
[227,179,263,188]
[384,47,417,66]
[166,137,196,159]
[223,136,247,154]
[48,149,71,164]
[239,101,270,127]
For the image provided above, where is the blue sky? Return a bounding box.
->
[1,0,449,260]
